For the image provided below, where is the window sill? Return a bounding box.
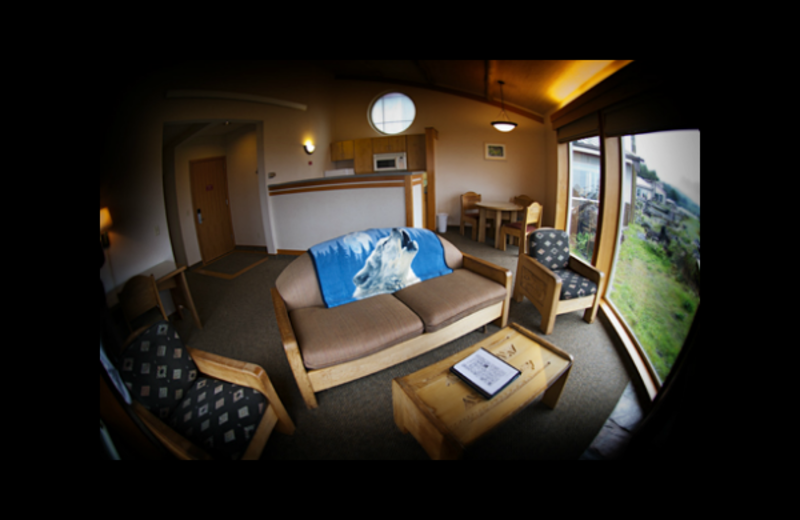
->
[598,300,660,402]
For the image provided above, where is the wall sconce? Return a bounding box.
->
[100,207,112,248]
[304,140,315,155]
[490,80,518,132]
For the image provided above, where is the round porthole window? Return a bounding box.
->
[369,92,416,134]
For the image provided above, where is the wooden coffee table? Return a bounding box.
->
[392,323,573,460]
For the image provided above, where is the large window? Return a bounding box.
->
[369,92,416,134]
[606,130,700,383]
[567,137,601,262]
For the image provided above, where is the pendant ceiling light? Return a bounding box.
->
[491,80,517,132]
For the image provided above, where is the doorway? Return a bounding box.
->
[190,156,236,264]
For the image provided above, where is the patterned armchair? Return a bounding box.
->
[111,320,294,459]
[513,229,603,335]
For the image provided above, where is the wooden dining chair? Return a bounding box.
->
[502,195,534,246]
[460,192,482,240]
[460,192,501,241]
[118,274,169,333]
[511,194,534,208]
[500,201,542,254]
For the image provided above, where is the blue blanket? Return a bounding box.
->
[309,228,453,308]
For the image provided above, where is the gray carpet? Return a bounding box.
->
[170,228,632,459]
[194,250,269,278]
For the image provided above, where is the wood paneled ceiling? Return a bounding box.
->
[322,60,633,123]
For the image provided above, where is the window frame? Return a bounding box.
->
[567,138,602,263]
[368,91,417,135]
[552,61,701,402]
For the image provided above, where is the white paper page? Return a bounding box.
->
[453,348,519,396]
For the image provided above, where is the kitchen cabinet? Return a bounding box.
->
[322,128,437,230]
[339,133,426,175]
[354,138,373,174]
[330,140,354,161]
[372,136,406,154]
[406,134,426,171]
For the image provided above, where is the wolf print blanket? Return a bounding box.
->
[308,228,453,308]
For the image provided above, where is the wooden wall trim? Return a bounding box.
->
[270,174,411,189]
[593,136,621,299]
[425,128,438,231]
[270,182,404,196]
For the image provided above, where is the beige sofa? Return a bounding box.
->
[271,235,512,409]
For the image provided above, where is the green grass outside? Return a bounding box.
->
[608,220,700,382]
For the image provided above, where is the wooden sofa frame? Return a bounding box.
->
[272,253,512,409]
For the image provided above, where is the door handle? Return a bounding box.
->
[197,208,203,224]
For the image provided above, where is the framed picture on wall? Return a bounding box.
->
[485,143,506,160]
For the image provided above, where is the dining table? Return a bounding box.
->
[475,200,524,249]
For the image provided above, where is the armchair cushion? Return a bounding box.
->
[551,269,598,300]
[119,321,199,419]
[118,321,271,460]
[169,377,267,461]
[531,229,570,270]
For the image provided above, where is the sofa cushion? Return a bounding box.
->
[289,294,424,369]
[275,253,325,312]
[393,269,508,333]
[439,234,463,269]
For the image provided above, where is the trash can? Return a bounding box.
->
[437,213,448,233]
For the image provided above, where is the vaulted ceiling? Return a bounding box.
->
[161,60,634,144]
[320,60,633,123]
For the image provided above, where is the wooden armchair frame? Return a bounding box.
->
[513,251,603,335]
[272,253,512,409]
[114,327,295,460]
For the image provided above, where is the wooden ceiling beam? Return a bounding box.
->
[413,60,436,85]
[484,60,497,102]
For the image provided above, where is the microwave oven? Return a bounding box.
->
[373,152,407,172]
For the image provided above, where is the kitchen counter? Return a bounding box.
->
[268,171,422,189]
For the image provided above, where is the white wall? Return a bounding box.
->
[100,61,334,301]
[226,126,262,248]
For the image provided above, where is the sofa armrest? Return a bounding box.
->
[462,253,512,289]
[271,287,320,409]
[462,253,512,328]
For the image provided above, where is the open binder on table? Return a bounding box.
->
[450,348,521,399]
